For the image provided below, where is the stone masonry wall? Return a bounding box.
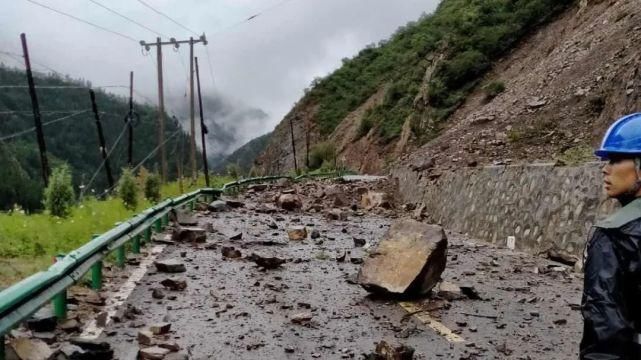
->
[392,162,617,256]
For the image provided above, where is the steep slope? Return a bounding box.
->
[403,0,641,172]
[0,66,193,210]
[256,0,574,174]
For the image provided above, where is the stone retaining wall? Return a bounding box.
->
[392,162,617,256]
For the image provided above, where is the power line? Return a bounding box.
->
[24,0,139,43]
[0,110,90,141]
[79,123,129,200]
[204,46,216,89]
[0,51,59,74]
[211,0,298,36]
[86,0,168,38]
[136,0,199,36]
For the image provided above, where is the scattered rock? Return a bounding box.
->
[138,330,154,346]
[287,226,307,241]
[169,210,198,226]
[326,209,348,221]
[353,238,366,247]
[151,289,165,300]
[139,346,171,360]
[7,338,53,360]
[208,200,230,212]
[248,253,286,270]
[59,319,81,333]
[290,312,313,324]
[361,191,392,210]
[32,332,56,345]
[229,232,243,241]
[410,158,434,172]
[357,219,447,296]
[547,248,579,267]
[248,184,268,192]
[364,340,415,360]
[154,259,186,273]
[171,227,206,243]
[437,281,465,300]
[336,251,347,263]
[310,229,321,239]
[160,278,187,291]
[277,194,302,211]
[149,323,172,335]
[225,199,245,208]
[221,246,242,259]
[25,307,57,332]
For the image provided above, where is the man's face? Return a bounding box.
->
[602,156,639,198]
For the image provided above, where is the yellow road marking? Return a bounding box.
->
[398,301,465,343]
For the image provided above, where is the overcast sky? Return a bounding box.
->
[1,0,439,154]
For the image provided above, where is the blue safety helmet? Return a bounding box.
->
[595,113,641,159]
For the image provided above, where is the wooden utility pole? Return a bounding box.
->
[140,35,207,182]
[289,115,298,173]
[189,38,197,180]
[126,71,134,167]
[194,57,210,187]
[89,90,115,189]
[305,119,310,169]
[20,33,50,186]
[155,37,168,181]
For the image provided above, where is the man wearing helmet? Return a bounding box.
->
[581,113,641,359]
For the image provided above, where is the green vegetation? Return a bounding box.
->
[557,144,596,165]
[308,142,336,171]
[43,165,74,217]
[117,168,138,210]
[226,163,242,179]
[0,174,230,286]
[483,80,506,102]
[144,172,162,204]
[0,65,196,212]
[306,0,572,142]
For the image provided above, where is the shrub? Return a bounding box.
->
[43,165,75,217]
[144,172,161,203]
[309,142,336,170]
[483,80,506,101]
[357,116,374,139]
[117,168,138,210]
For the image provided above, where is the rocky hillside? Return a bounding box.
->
[256,0,640,175]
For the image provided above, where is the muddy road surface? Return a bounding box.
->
[94,179,583,359]
[6,178,583,359]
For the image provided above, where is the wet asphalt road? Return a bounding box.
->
[99,187,583,359]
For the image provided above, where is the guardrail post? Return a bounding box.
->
[132,234,141,254]
[1,334,5,360]
[190,200,195,211]
[90,234,103,290]
[144,227,152,245]
[52,254,67,320]
[154,218,161,233]
[162,212,169,228]
[115,246,125,269]
[91,260,102,290]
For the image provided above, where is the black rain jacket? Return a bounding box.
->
[581,198,641,359]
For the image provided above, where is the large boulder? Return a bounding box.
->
[357,219,447,296]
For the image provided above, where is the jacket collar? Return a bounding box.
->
[595,197,641,229]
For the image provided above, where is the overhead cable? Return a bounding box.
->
[136,0,199,36]
[86,0,168,38]
[24,0,139,43]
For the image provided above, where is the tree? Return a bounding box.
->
[43,165,75,217]
[144,172,161,203]
[118,168,138,210]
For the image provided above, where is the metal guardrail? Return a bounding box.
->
[0,172,345,356]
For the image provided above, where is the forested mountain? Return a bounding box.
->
[0,64,194,211]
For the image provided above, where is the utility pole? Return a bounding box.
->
[140,35,207,182]
[194,57,210,187]
[172,116,184,193]
[89,90,115,189]
[305,118,310,169]
[189,38,196,181]
[289,115,298,174]
[20,33,50,186]
[126,71,134,167]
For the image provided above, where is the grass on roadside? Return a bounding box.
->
[0,175,230,287]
